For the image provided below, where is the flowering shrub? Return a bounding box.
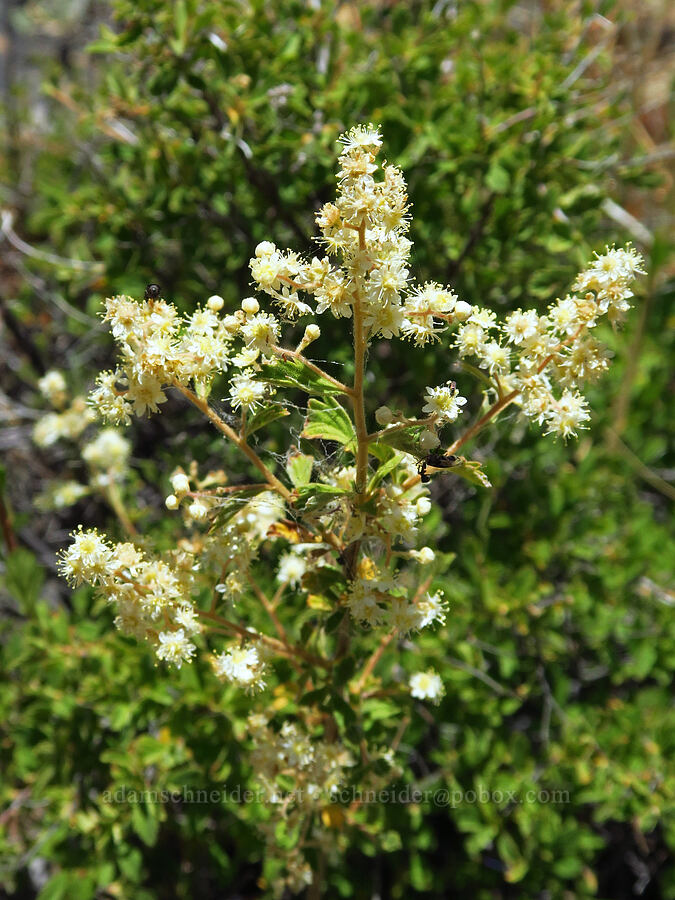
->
[53,126,644,895]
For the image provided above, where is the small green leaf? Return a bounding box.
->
[324,610,346,633]
[449,456,492,488]
[376,426,424,458]
[368,451,403,492]
[333,656,356,688]
[301,397,355,449]
[331,693,356,727]
[245,403,290,437]
[255,358,346,395]
[131,802,159,847]
[300,687,329,706]
[286,452,314,487]
[485,162,510,193]
[293,483,347,513]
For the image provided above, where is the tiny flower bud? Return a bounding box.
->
[297,323,321,352]
[241,297,260,315]
[419,429,440,450]
[223,315,240,334]
[207,295,224,312]
[416,546,435,563]
[375,405,394,426]
[255,240,275,257]
[416,498,432,517]
[165,494,179,510]
[171,473,190,494]
[453,300,473,321]
[188,501,208,521]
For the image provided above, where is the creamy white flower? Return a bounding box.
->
[171,472,190,494]
[188,500,209,521]
[173,603,202,634]
[241,312,280,351]
[51,481,89,508]
[455,323,485,356]
[409,669,444,702]
[412,545,435,563]
[156,629,196,668]
[33,413,64,447]
[415,590,447,628]
[277,552,307,587]
[503,309,540,344]
[82,429,131,474]
[544,391,590,439]
[479,342,511,375]
[38,370,67,407]
[213,645,265,691]
[422,384,467,423]
[375,405,394,425]
[229,372,266,411]
[339,123,383,153]
[58,528,113,585]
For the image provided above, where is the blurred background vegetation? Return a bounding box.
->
[0,0,673,897]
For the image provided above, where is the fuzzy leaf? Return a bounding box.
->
[256,358,346,395]
[368,451,403,492]
[286,452,314,487]
[376,426,424,459]
[245,403,289,437]
[301,397,355,449]
[293,483,347,513]
[449,456,492,488]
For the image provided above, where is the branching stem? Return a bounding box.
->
[173,382,291,500]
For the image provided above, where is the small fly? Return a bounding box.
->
[417,453,458,484]
[144,283,161,301]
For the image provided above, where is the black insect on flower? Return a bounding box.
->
[417,453,458,484]
[144,283,161,301]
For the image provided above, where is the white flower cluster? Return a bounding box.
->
[82,428,131,486]
[90,294,237,424]
[33,371,132,512]
[450,246,644,438]
[58,528,200,668]
[347,564,447,632]
[37,369,68,408]
[248,713,355,798]
[276,551,308,587]
[248,124,469,345]
[33,395,95,447]
[51,126,647,896]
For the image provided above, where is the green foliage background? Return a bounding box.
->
[1,0,673,898]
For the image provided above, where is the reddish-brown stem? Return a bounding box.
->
[173,382,291,499]
[248,577,290,645]
[353,628,397,693]
[0,492,17,552]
